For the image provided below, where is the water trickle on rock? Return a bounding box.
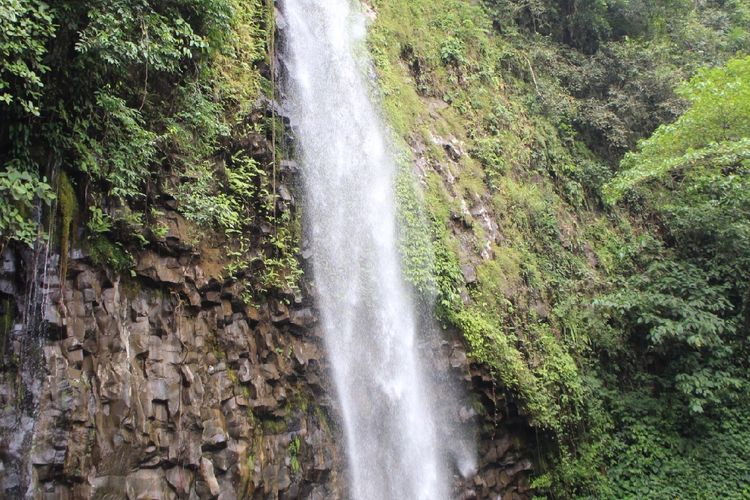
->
[280,0,453,498]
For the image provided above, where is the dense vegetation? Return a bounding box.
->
[0,0,301,301]
[369,0,749,497]
[2,0,749,497]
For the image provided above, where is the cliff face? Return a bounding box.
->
[0,139,535,500]
[0,0,540,496]
[0,232,536,500]
[0,226,343,498]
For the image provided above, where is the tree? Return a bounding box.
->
[601,56,750,414]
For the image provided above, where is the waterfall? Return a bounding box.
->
[280,0,450,498]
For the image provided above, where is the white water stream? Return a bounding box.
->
[280,0,451,498]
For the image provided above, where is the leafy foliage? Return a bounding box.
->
[602,58,750,414]
[176,151,304,300]
[74,0,223,73]
[0,167,55,246]
[607,56,750,199]
[597,260,743,413]
[0,0,54,115]
[576,55,750,497]
[0,0,300,301]
[593,389,750,498]
[0,0,268,249]
[484,0,750,160]
[92,92,157,200]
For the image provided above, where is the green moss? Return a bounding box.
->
[210,0,270,113]
[261,417,287,435]
[474,250,521,309]
[87,235,134,273]
[0,297,14,361]
[450,307,560,429]
[423,172,456,222]
[288,435,301,474]
[395,162,438,294]
[227,368,238,385]
[313,404,331,433]
[57,170,78,283]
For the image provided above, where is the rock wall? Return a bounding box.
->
[0,118,535,500]
[0,232,343,499]
[462,365,535,499]
[0,238,535,500]
[421,314,535,500]
[0,235,535,499]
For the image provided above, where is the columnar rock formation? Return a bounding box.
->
[0,232,533,499]
[0,226,343,498]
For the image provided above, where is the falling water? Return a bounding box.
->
[280,0,450,498]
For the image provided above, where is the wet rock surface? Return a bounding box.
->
[419,320,535,500]
[0,241,343,499]
[0,237,534,500]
